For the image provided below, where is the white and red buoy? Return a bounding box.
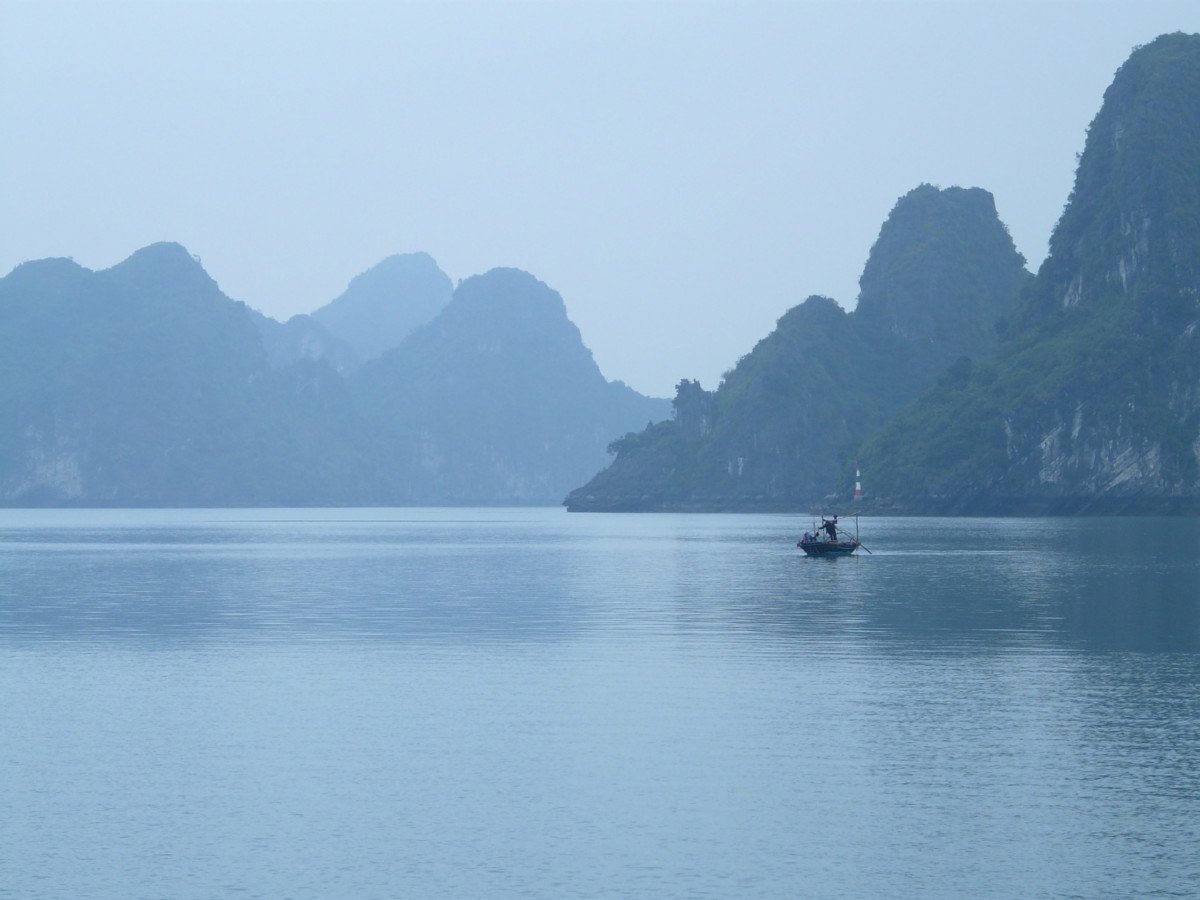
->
[854,464,863,501]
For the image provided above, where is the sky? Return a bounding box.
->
[3,1,1198,397]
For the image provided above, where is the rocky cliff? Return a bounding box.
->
[861,33,1200,513]
[566,185,1029,511]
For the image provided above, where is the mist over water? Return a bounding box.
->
[2,509,1198,896]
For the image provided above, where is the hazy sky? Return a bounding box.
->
[3,1,1197,396]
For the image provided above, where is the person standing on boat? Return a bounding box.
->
[822,516,838,541]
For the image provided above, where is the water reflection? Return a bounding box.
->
[1,510,1197,654]
[0,509,590,646]
[3,509,1198,896]
[718,516,1200,655]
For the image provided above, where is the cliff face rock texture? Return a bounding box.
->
[566,185,1029,510]
[863,33,1200,513]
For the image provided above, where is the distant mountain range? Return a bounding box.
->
[311,252,453,362]
[354,268,665,503]
[4,32,1197,513]
[0,246,668,505]
[247,251,453,374]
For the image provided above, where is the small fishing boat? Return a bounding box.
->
[797,514,863,557]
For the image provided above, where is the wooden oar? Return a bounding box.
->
[837,527,872,554]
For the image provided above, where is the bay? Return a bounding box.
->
[1,509,1198,897]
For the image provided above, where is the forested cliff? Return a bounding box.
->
[565,186,1029,510]
[569,33,1200,514]
[861,33,1200,513]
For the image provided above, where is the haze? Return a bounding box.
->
[3,0,1196,396]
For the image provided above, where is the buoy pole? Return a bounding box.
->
[854,464,863,501]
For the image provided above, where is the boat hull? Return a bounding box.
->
[798,539,860,557]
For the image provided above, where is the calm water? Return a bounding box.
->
[1,509,1198,898]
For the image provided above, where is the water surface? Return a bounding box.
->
[1,510,1197,897]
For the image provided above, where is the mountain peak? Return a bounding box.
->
[3,256,91,293]
[1032,31,1200,319]
[353,265,669,504]
[453,268,569,321]
[345,251,444,292]
[311,251,452,360]
[853,183,1028,374]
[118,241,201,268]
[105,242,218,294]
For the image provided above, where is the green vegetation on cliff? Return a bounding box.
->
[566,185,1029,510]
[862,33,1200,513]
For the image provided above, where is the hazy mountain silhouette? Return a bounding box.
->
[250,309,360,373]
[0,243,370,504]
[356,268,671,504]
[311,252,452,360]
[0,245,666,505]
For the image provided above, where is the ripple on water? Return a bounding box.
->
[0,509,1198,896]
